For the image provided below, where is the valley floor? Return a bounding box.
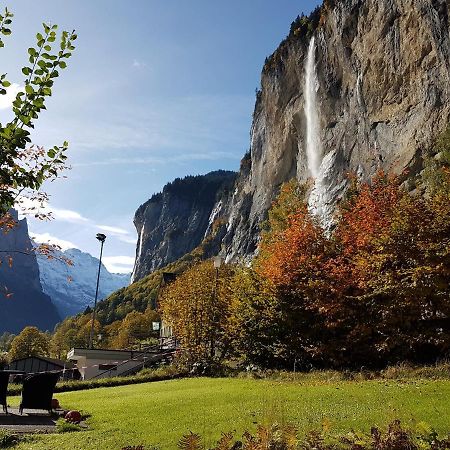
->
[8,376,450,449]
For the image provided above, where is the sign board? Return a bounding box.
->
[152,322,160,331]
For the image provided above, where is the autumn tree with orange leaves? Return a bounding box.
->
[254,180,334,368]
[323,173,450,366]
[246,170,450,369]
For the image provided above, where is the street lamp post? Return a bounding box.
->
[89,233,107,349]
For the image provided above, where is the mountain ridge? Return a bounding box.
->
[131,170,236,281]
[36,246,130,318]
[0,211,61,334]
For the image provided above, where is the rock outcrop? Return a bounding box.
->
[222,0,450,260]
[132,0,450,278]
[0,211,61,334]
[131,171,236,281]
[36,247,130,318]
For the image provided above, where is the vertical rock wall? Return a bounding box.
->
[222,0,450,261]
[0,211,61,333]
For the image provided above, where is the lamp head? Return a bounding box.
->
[96,233,107,243]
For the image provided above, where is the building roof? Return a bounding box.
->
[67,348,136,361]
[9,355,74,369]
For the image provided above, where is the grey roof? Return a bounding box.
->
[9,356,74,369]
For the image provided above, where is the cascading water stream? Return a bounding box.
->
[304,36,334,229]
[304,36,322,179]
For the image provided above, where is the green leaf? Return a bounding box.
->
[1,80,11,87]
[19,114,30,124]
[22,67,31,76]
[25,84,34,95]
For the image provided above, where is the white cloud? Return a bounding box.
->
[102,256,135,274]
[0,83,22,111]
[31,232,77,251]
[118,235,137,245]
[52,207,89,223]
[17,197,89,225]
[19,199,134,243]
[103,256,135,265]
[97,225,129,235]
[73,151,239,168]
[30,94,252,156]
[132,59,147,68]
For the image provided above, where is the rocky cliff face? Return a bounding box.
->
[222,0,450,260]
[0,211,61,334]
[131,170,236,281]
[132,0,450,278]
[37,248,130,318]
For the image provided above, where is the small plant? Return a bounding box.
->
[370,420,417,449]
[121,447,160,450]
[178,432,204,450]
[56,418,83,433]
[178,421,450,450]
[179,424,298,450]
[0,430,23,448]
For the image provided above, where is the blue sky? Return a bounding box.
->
[0,0,320,273]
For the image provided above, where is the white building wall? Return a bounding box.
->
[68,349,146,380]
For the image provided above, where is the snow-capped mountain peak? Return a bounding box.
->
[36,246,130,318]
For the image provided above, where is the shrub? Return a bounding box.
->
[178,421,450,450]
[7,365,186,396]
[0,430,24,448]
[56,418,83,433]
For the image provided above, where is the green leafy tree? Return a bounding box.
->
[0,331,14,352]
[50,314,101,357]
[422,125,450,195]
[160,260,236,369]
[110,308,160,349]
[0,4,77,221]
[8,326,50,360]
[230,268,283,368]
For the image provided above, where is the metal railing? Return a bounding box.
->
[90,338,177,379]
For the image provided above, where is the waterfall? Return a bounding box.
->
[131,225,145,282]
[304,36,334,230]
[304,36,322,179]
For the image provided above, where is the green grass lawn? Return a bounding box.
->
[9,377,450,449]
